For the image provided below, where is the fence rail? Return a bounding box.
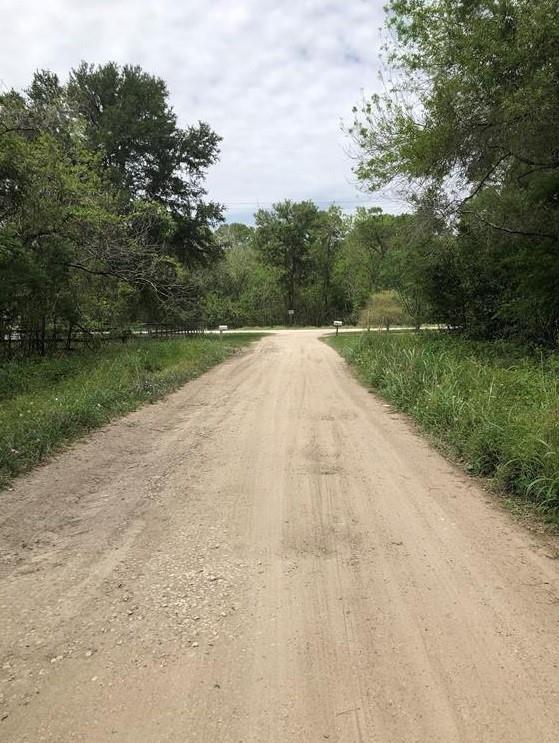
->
[0,323,206,357]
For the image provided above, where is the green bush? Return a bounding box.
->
[359,290,411,330]
[330,332,559,515]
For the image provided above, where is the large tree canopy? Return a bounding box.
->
[253,200,321,316]
[65,62,224,265]
[351,0,559,344]
[353,0,559,204]
[1,63,223,353]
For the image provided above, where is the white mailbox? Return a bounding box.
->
[218,325,228,336]
[333,320,343,335]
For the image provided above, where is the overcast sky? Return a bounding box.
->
[0,0,401,223]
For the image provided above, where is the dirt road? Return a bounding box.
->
[1,330,559,742]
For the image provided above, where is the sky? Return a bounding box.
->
[0,0,402,223]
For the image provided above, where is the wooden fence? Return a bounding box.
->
[0,322,206,358]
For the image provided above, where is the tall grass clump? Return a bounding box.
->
[0,335,258,488]
[330,332,559,516]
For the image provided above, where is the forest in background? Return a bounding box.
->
[0,60,426,349]
[2,0,559,352]
[210,0,559,345]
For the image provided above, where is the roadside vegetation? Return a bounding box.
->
[0,334,258,488]
[348,0,559,348]
[1,62,222,357]
[2,3,559,504]
[330,332,559,517]
[359,290,411,332]
[323,0,559,519]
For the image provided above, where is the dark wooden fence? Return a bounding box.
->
[0,322,206,358]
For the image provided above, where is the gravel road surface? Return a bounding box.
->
[1,330,558,742]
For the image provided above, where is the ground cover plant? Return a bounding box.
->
[330,332,559,517]
[0,334,259,488]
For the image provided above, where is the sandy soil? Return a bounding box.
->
[1,330,559,742]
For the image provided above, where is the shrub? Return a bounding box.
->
[359,290,411,330]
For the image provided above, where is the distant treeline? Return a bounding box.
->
[202,207,430,329]
[2,0,558,355]
[202,0,559,345]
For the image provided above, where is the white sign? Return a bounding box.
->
[287,309,295,316]
[218,325,228,333]
[333,320,343,327]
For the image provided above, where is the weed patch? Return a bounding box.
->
[0,335,260,488]
[329,332,559,517]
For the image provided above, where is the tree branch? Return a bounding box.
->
[461,152,511,205]
[461,210,557,240]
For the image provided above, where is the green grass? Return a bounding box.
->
[329,331,559,517]
[0,334,261,489]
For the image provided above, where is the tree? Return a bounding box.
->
[1,64,224,354]
[214,223,254,252]
[305,206,346,325]
[253,200,321,319]
[335,208,426,324]
[360,290,410,331]
[351,0,559,344]
[337,208,402,303]
[207,208,350,328]
[66,62,224,265]
[352,1,559,203]
[199,225,284,328]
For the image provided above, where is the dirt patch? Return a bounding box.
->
[1,331,559,742]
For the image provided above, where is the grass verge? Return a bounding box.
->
[0,334,261,488]
[329,331,559,519]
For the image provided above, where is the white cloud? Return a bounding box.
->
[0,0,400,222]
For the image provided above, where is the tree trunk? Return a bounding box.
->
[39,315,46,356]
[66,322,73,351]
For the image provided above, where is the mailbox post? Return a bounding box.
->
[218,324,228,339]
[333,320,343,336]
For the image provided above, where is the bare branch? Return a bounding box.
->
[461,210,557,240]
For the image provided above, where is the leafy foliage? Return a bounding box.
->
[201,203,441,328]
[351,0,559,345]
[359,290,410,331]
[1,63,223,355]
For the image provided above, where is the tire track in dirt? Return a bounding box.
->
[1,330,559,742]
